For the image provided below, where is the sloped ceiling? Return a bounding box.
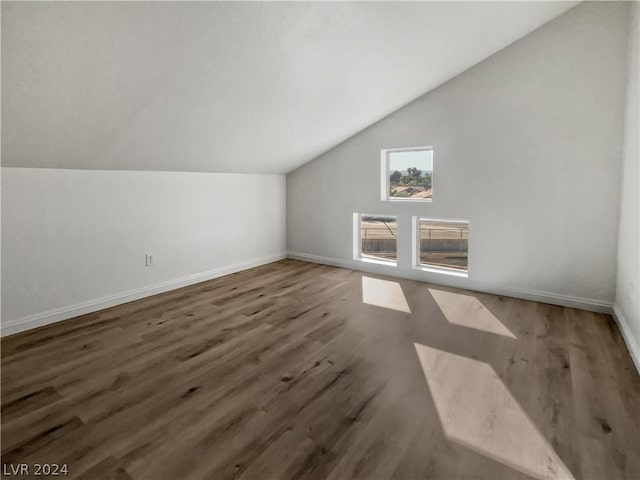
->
[1,1,578,174]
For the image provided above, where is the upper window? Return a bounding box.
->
[381,147,433,202]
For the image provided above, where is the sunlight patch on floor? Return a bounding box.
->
[414,343,574,480]
[362,276,411,313]
[429,288,516,338]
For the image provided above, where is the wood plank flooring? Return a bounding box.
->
[2,259,639,479]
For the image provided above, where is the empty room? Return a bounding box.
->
[1,1,639,479]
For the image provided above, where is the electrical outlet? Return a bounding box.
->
[145,254,155,267]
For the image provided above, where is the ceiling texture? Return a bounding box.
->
[1,1,578,174]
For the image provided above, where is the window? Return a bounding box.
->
[355,214,397,265]
[381,147,433,201]
[415,218,468,274]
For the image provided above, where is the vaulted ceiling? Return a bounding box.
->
[1,1,578,174]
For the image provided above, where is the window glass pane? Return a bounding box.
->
[419,220,468,271]
[361,215,397,262]
[388,149,432,200]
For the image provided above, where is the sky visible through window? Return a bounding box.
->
[389,150,432,173]
[388,149,433,200]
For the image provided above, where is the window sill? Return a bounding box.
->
[359,256,397,267]
[413,265,468,278]
[384,198,432,203]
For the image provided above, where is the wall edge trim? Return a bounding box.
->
[287,251,614,314]
[1,253,287,337]
[612,304,640,374]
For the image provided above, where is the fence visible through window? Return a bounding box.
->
[419,220,468,271]
[361,215,397,262]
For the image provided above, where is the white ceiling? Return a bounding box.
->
[1,1,578,174]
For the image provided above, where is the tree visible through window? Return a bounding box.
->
[384,148,433,200]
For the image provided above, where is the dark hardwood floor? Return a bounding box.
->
[1,259,639,479]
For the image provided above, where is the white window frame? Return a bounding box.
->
[381,146,434,202]
[353,213,398,266]
[412,216,469,278]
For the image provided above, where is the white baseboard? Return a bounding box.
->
[287,251,614,314]
[1,253,287,337]
[612,305,640,374]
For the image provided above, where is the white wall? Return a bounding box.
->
[287,2,629,311]
[1,168,286,335]
[615,1,640,370]
[1,2,576,174]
